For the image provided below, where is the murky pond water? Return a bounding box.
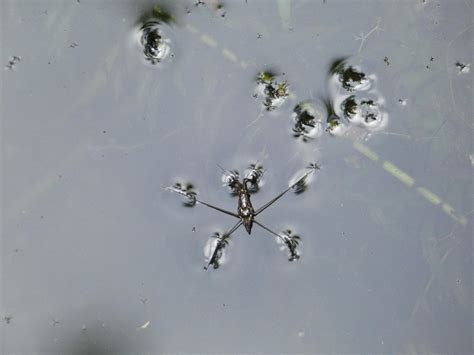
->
[1,0,472,353]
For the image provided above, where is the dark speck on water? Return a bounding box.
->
[5,56,21,70]
[455,61,470,73]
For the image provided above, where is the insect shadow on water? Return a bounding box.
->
[166,163,320,270]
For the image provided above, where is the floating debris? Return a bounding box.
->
[5,56,21,70]
[152,4,176,24]
[4,315,13,324]
[321,97,347,136]
[213,2,226,18]
[455,62,470,74]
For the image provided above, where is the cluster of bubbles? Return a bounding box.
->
[325,58,388,137]
[251,60,389,142]
[255,71,290,111]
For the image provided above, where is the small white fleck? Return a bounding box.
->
[140,320,151,329]
[298,331,305,338]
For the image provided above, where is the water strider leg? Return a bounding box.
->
[254,168,315,216]
[205,220,243,270]
[166,186,239,218]
[196,199,239,218]
[254,220,300,261]
[253,220,284,242]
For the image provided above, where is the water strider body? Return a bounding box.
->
[236,176,257,234]
[167,163,319,269]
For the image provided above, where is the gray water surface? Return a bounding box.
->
[1,0,472,354]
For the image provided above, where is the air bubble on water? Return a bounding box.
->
[340,94,387,129]
[329,58,373,93]
[131,19,172,67]
[291,101,324,142]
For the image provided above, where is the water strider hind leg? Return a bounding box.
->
[254,220,300,261]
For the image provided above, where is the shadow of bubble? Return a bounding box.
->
[34,307,161,355]
[63,330,135,355]
[134,0,181,26]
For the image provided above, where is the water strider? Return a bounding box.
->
[167,163,320,270]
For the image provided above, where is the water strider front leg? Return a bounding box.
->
[196,199,240,219]
[254,168,316,216]
[165,186,239,218]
